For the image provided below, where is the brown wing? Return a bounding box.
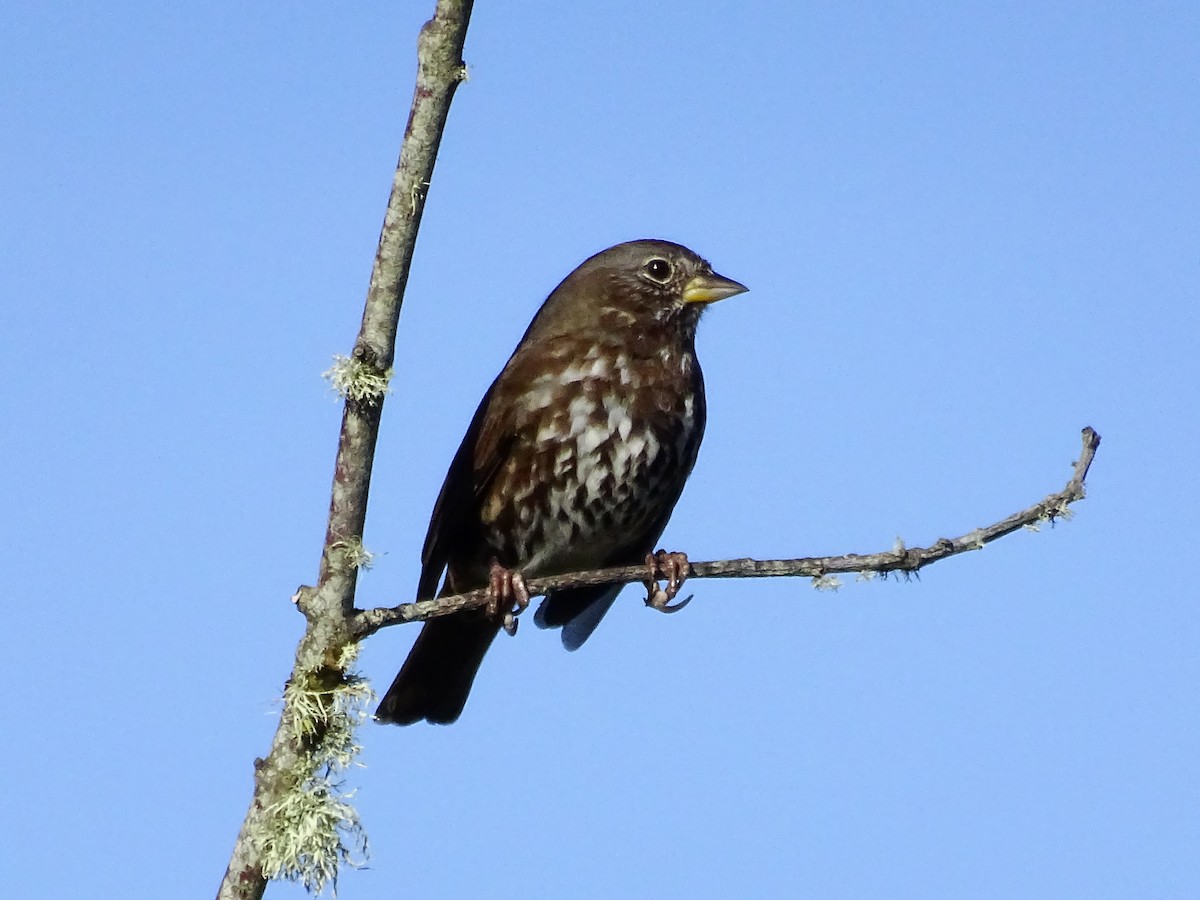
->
[420,335,579,596]
[376,367,520,725]
[417,374,514,598]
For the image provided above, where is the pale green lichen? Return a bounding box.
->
[812,574,842,591]
[1029,499,1077,532]
[1045,500,1075,522]
[409,179,430,215]
[963,528,986,550]
[338,537,376,572]
[256,783,367,896]
[855,570,878,583]
[323,354,393,404]
[255,646,374,895]
[328,537,375,575]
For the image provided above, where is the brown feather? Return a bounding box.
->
[375,239,745,725]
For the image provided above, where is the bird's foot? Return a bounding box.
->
[487,560,530,635]
[644,550,692,614]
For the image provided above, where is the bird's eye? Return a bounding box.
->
[643,258,674,283]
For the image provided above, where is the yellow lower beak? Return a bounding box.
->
[682,271,749,304]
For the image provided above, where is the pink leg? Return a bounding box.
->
[488,559,530,635]
[644,550,692,613]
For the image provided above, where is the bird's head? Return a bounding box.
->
[524,239,747,342]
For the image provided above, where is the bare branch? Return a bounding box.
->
[217,3,474,898]
[351,427,1101,639]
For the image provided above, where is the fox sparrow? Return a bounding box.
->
[374,239,746,725]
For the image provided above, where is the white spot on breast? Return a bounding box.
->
[559,355,608,385]
[601,395,633,440]
[643,431,660,459]
[612,354,634,386]
[553,445,574,476]
[610,429,649,481]
[523,383,554,411]
[577,423,607,457]
[584,463,608,498]
[567,395,594,437]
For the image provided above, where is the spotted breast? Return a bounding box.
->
[479,329,705,583]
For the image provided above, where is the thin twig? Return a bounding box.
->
[351,427,1101,639]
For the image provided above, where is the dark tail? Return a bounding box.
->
[374,613,500,725]
[533,583,622,651]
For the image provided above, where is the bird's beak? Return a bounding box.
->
[681,271,749,304]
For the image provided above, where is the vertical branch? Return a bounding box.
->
[216,3,474,898]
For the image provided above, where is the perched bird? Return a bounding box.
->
[374,239,747,725]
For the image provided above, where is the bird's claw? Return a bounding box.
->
[644,550,692,614]
[650,591,693,614]
[487,560,529,636]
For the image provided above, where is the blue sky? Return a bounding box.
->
[3,3,1197,898]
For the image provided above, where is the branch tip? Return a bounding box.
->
[352,427,1103,639]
